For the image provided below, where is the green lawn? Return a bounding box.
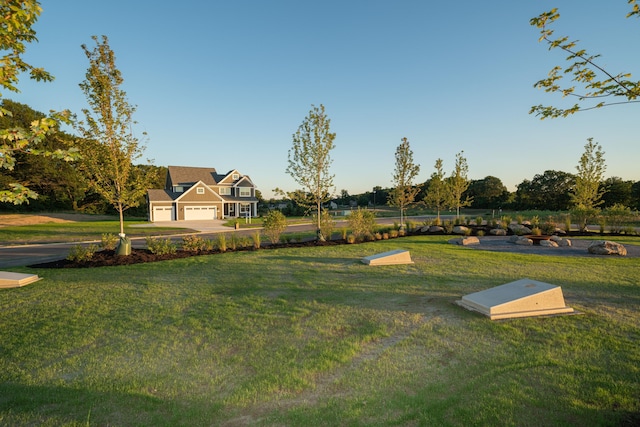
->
[1,235,638,426]
[0,220,193,246]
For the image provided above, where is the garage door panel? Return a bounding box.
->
[153,206,173,221]
[184,206,217,220]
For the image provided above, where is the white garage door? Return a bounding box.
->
[153,206,173,221]
[184,206,217,220]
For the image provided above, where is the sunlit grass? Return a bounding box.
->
[0,235,638,425]
[0,220,191,245]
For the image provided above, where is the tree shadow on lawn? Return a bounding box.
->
[0,382,214,426]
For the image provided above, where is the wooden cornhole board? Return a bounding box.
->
[456,278,574,320]
[362,249,413,266]
[0,271,42,289]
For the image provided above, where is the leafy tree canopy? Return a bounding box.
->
[530,2,640,118]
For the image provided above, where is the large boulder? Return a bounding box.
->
[540,239,558,248]
[449,236,480,246]
[550,236,571,247]
[509,224,532,235]
[588,241,627,256]
[489,228,507,236]
[513,236,533,246]
[452,225,470,235]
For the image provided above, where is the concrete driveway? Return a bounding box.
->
[131,219,237,233]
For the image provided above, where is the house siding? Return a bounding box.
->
[147,166,258,222]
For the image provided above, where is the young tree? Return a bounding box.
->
[423,158,449,224]
[571,138,606,232]
[285,104,336,241]
[388,137,421,227]
[530,4,640,119]
[448,151,472,218]
[0,0,79,204]
[75,35,154,237]
[572,138,606,208]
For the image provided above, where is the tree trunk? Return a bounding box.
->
[118,204,125,236]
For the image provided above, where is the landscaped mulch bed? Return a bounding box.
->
[29,240,345,269]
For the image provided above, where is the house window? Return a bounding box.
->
[219,187,231,195]
[232,173,239,180]
[240,203,251,214]
[239,188,251,197]
[174,186,184,192]
[197,187,205,194]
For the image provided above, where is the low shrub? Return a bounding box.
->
[146,237,177,255]
[67,244,98,262]
[182,235,213,252]
[100,233,118,251]
[263,210,287,243]
[542,220,556,235]
[348,208,376,241]
[346,234,357,244]
[443,220,454,234]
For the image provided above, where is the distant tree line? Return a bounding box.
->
[0,100,165,216]
[4,99,640,217]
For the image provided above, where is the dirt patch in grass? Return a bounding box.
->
[0,213,115,227]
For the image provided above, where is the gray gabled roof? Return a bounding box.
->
[147,189,180,202]
[167,166,219,187]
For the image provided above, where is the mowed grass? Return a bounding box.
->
[0,235,638,426]
[0,220,191,245]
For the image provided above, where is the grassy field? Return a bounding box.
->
[0,220,192,246]
[0,234,638,426]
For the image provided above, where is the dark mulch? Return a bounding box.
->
[29,240,345,269]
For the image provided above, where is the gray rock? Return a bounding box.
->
[453,225,470,235]
[509,224,532,235]
[588,241,627,256]
[449,236,480,246]
[489,228,507,236]
[550,236,571,247]
[514,236,533,246]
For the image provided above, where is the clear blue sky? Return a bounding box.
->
[12,1,640,199]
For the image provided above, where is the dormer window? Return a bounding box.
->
[232,173,239,180]
[174,186,184,193]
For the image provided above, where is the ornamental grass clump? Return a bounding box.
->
[218,234,227,252]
